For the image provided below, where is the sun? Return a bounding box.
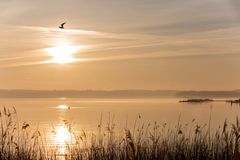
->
[45,41,86,64]
[46,44,79,64]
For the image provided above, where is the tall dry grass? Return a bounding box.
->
[0,106,239,160]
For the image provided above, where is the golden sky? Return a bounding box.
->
[0,0,240,90]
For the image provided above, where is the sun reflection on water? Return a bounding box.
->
[57,104,70,110]
[54,126,71,144]
[51,123,76,158]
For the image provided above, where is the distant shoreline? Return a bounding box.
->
[0,89,239,98]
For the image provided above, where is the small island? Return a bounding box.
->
[179,98,213,103]
[226,98,240,104]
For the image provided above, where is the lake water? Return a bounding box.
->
[0,97,239,155]
[0,98,239,130]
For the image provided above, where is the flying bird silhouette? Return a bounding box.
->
[59,22,66,29]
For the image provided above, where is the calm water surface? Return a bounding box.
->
[0,98,239,130]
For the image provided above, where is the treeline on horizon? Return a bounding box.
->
[0,89,239,98]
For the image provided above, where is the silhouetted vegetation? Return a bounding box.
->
[0,107,240,160]
[226,99,240,105]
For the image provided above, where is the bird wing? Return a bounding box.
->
[61,22,66,26]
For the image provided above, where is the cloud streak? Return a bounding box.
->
[2,23,240,68]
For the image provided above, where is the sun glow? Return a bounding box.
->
[45,41,86,64]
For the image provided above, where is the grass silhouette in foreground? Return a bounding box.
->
[0,107,239,160]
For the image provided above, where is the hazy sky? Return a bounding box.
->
[0,0,240,90]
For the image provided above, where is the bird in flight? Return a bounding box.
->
[59,22,66,29]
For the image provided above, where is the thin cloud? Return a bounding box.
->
[0,61,43,69]
[15,25,159,40]
[0,54,42,62]
[18,25,107,36]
